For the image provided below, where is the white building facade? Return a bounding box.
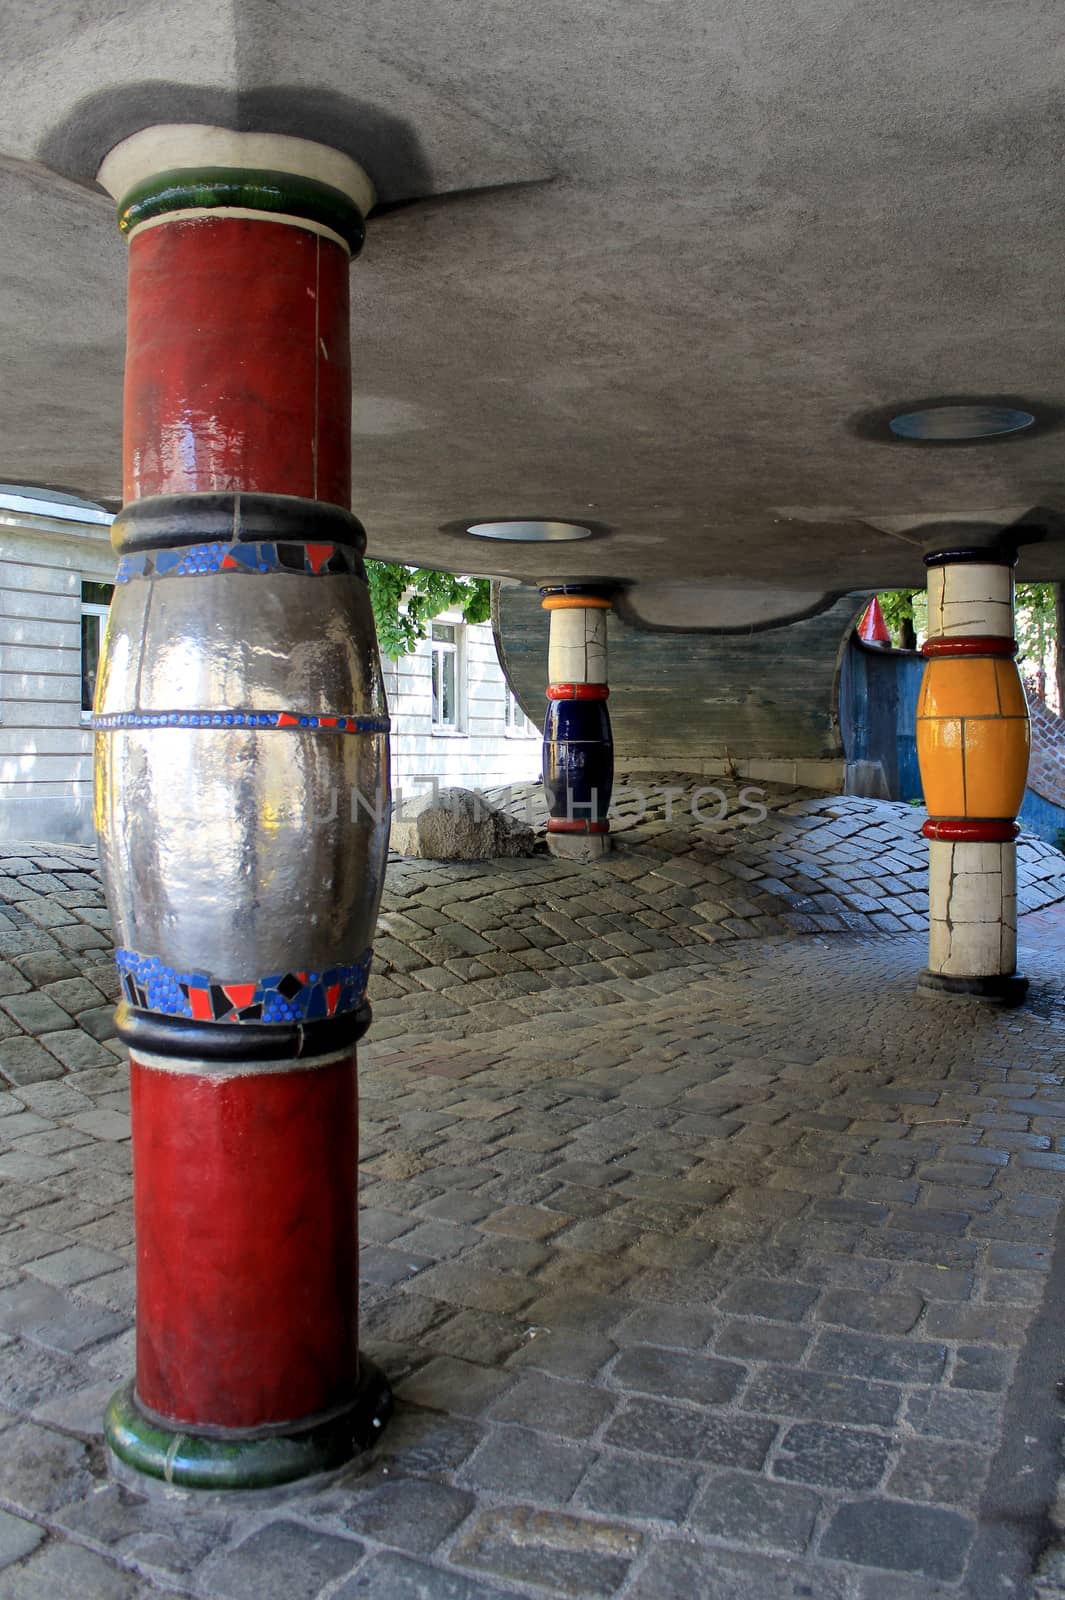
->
[382,613,541,812]
[0,503,541,843]
[0,496,117,844]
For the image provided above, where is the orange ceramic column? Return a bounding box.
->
[915,548,1030,1002]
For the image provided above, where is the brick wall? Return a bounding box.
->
[1027,690,1065,807]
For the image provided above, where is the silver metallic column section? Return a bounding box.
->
[93,494,390,1054]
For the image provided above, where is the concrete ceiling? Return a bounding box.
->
[3,0,1065,607]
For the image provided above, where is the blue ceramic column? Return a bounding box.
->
[541,586,614,858]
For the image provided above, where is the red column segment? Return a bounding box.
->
[124,219,352,507]
[131,1053,358,1430]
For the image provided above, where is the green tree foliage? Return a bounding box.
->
[875,589,927,647]
[365,562,491,659]
[875,583,1062,709]
[1015,582,1056,702]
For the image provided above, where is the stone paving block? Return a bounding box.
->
[486,1371,614,1438]
[452,1506,640,1598]
[360,1247,434,1288]
[816,1287,924,1334]
[335,1477,475,1555]
[464,1235,553,1278]
[742,1368,900,1427]
[718,1277,819,1322]
[628,1537,851,1600]
[32,1379,116,1437]
[886,1438,988,1509]
[0,1278,74,1336]
[0,1541,154,1599]
[773,1421,893,1490]
[336,1552,513,1600]
[522,1289,627,1333]
[24,1298,130,1355]
[0,1037,66,1085]
[408,1263,535,1315]
[690,1469,820,1552]
[605,1396,777,1469]
[199,1521,364,1599]
[70,1006,116,1042]
[359,1209,416,1247]
[25,1244,124,1287]
[427,1309,528,1366]
[895,1263,973,1301]
[396,1356,513,1418]
[904,1388,1001,1446]
[575,1451,699,1524]
[395,1221,479,1260]
[53,924,111,953]
[923,1304,1031,1344]
[87,1327,137,1382]
[480,1204,567,1240]
[951,1344,1014,1391]
[985,1266,1047,1302]
[808,1329,947,1384]
[11,952,78,986]
[854,1575,959,1600]
[460,1427,594,1501]
[612,1305,715,1350]
[0,1421,92,1512]
[378,1406,483,1476]
[66,1109,129,1142]
[418,1192,496,1227]
[0,1507,44,1570]
[0,966,30,1000]
[714,1319,811,1363]
[820,1498,973,1581]
[506,1330,618,1381]
[611,1345,745,1406]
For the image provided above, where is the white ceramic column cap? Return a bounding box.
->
[97,124,376,216]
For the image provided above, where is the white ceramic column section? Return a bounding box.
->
[547,606,609,687]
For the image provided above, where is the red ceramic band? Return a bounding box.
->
[124,218,351,506]
[921,637,1018,658]
[921,819,1021,842]
[131,1054,358,1429]
[546,683,610,701]
[546,818,611,835]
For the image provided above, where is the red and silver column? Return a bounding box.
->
[93,126,392,1487]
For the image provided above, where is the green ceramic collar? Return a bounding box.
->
[116,166,366,253]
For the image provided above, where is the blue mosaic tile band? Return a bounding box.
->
[116,946,373,1025]
[92,711,390,733]
[115,541,355,583]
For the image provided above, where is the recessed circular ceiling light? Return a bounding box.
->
[888,405,1036,441]
[465,519,594,542]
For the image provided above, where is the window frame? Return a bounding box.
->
[80,580,114,722]
[504,687,535,738]
[430,619,467,736]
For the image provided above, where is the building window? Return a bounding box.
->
[504,688,533,736]
[431,622,465,732]
[81,580,114,718]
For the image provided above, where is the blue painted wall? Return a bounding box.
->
[839,638,925,802]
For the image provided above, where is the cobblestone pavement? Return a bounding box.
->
[0,784,1063,1597]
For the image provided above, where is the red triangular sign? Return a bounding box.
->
[858,597,891,644]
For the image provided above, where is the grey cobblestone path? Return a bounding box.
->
[0,784,1063,1597]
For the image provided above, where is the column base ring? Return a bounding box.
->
[104,1359,393,1491]
[916,969,1029,1006]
